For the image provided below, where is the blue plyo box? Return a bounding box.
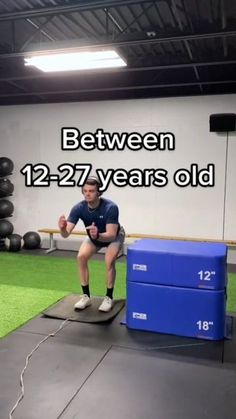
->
[127,239,227,290]
[126,282,226,340]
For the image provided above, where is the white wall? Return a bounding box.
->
[0,94,236,245]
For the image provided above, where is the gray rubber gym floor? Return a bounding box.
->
[1,250,236,419]
[1,308,236,418]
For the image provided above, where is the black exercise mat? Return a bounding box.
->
[43,294,125,323]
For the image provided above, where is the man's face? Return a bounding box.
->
[83,184,99,203]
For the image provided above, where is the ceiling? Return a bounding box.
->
[0,0,236,106]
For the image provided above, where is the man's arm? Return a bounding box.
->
[58,215,75,238]
[86,223,118,242]
[98,224,118,242]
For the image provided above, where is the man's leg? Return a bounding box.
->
[104,242,121,290]
[74,239,97,310]
[99,229,125,312]
[77,238,97,287]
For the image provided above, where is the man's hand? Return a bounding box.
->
[86,222,98,240]
[58,215,67,230]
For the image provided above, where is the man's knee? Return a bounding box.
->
[77,251,90,264]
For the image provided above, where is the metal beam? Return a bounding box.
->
[5,79,44,100]
[0,59,235,82]
[221,0,228,57]
[0,79,235,97]
[0,0,158,21]
[104,8,123,33]
[114,2,154,38]
[0,28,236,59]
[20,17,54,51]
[170,0,203,92]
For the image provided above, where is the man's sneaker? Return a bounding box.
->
[98,296,114,312]
[74,294,91,310]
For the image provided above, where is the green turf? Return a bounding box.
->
[0,284,68,338]
[0,252,235,339]
[0,252,126,338]
[227,273,236,313]
[0,252,126,298]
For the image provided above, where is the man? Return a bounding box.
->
[58,176,125,312]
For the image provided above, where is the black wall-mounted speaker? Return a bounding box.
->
[209,113,236,132]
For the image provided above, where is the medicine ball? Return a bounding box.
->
[5,234,23,252]
[0,219,14,238]
[0,157,14,177]
[23,231,41,249]
[0,199,14,218]
[0,178,14,197]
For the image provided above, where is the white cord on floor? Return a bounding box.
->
[9,318,70,419]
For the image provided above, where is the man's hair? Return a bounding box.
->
[83,176,102,195]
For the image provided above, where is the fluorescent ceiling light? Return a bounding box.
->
[24,50,127,72]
